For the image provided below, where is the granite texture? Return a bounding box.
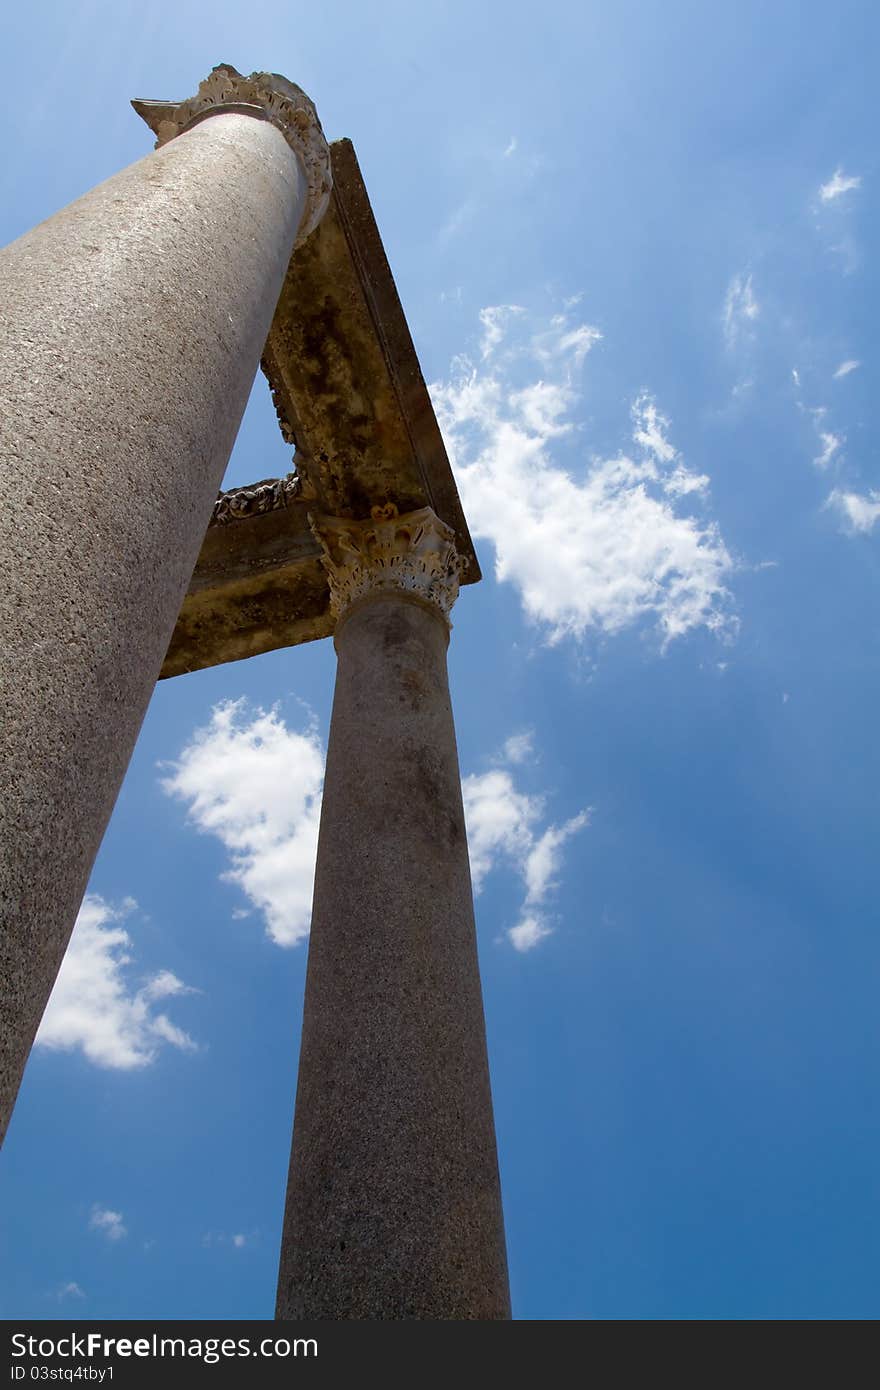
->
[0,110,307,1142]
[276,593,510,1319]
[132,63,332,246]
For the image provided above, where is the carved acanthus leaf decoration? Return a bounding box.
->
[211,473,301,526]
[131,64,332,245]
[310,504,466,626]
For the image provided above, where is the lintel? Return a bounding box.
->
[160,138,478,680]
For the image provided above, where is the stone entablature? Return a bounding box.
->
[132,64,332,245]
[311,505,465,627]
[211,473,301,526]
[160,140,480,680]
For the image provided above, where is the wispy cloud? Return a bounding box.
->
[533,315,604,370]
[35,896,197,1069]
[829,235,860,275]
[723,272,759,349]
[826,488,880,534]
[203,1230,252,1250]
[819,168,862,203]
[500,731,534,765]
[90,1206,126,1242]
[814,170,863,272]
[437,199,475,247]
[432,306,734,649]
[162,700,324,948]
[462,742,588,951]
[503,136,517,158]
[439,285,463,305]
[814,430,844,470]
[833,359,860,379]
[792,375,850,479]
[56,1282,86,1301]
[479,304,524,359]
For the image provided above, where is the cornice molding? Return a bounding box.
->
[211,472,300,527]
[132,63,332,245]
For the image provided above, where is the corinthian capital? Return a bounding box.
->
[132,64,332,245]
[311,505,465,627]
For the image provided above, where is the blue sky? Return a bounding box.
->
[1,0,878,1320]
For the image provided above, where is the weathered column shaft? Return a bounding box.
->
[276,507,510,1320]
[0,67,330,1141]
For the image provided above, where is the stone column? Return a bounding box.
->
[276,505,510,1320]
[0,66,331,1142]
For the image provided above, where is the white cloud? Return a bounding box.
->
[511,380,572,437]
[203,1230,253,1250]
[463,769,542,894]
[431,308,734,649]
[501,731,534,765]
[730,377,755,401]
[35,896,197,1070]
[833,359,860,379]
[57,1282,85,1301]
[164,697,583,956]
[436,199,475,247]
[632,395,677,464]
[161,700,324,948]
[826,488,880,534]
[723,273,759,348]
[532,313,603,369]
[819,168,862,203]
[798,394,849,479]
[479,304,524,360]
[549,324,603,369]
[462,742,589,951]
[90,1206,126,1242]
[508,915,553,952]
[522,814,590,906]
[814,430,843,469]
[439,285,463,306]
[503,136,517,158]
[633,394,709,497]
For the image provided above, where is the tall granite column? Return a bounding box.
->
[0,66,331,1143]
[276,505,510,1320]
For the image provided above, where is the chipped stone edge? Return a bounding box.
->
[132,63,332,244]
